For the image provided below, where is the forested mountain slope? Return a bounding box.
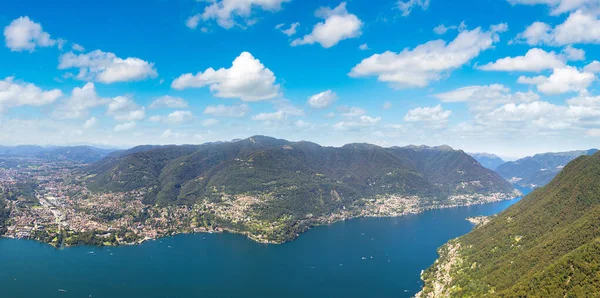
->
[418,151,600,297]
[85,136,514,207]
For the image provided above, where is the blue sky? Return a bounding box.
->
[1,0,600,158]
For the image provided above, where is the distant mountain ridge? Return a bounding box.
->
[495,149,598,188]
[0,145,115,163]
[418,151,600,297]
[85,136,514,207]
[468,152,505,170]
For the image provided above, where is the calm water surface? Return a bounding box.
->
[1,193,529,298]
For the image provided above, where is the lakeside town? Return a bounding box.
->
[0,157,521,247]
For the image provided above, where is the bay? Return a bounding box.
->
[0,191,529,298]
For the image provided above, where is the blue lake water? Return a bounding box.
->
[0,194,529,298]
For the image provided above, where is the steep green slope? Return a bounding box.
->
[496,149,598,188]
[418,152,600,297]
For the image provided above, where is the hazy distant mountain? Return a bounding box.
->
[495,149,598,188]
[0,145,115,163]
[419,151,600,297]
[468,153,505,170]
[86,136,514,206]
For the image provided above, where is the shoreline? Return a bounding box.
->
[1,192,521,249]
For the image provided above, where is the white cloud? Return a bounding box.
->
[333,115,381,131]
[107,96,146,122]
[204,104,250,117]
[350,25,506,88]
[251,110,286,121]
[72,43,85,52]
[359,43,369,50]
[166,110,195,123]
[307,90,338,109]
[171,52,280,101]
[295,119,314,129]
[291,2,363,48]
[514,22,553,45]
[383,101,393,109]
[4,16,56,52]
[562,45,585,60]
[149,95,189,109]
[433,21,467,35]
[339,106,367,117]
[201,118,220,127]
[516,11,600,45]
[480,101,564,124]
[507,0,598,15]
[186,0,290,29]
[83,117,97,129]
[584,60,600,72]
[404,105,452,122]
[397,0,430,16]
[53,82,108,119]
[433,24,451,35]
[0,77,62,112]
[58,50,158,84]
[434,84,539,113]
[114,121,136,132]
[277,22,300,36]
[518,66,596,94]
[478,48,566,72]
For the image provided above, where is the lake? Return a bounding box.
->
[0,193,529,298]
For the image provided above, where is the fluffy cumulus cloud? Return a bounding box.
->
[404,105,452,122]
[149,95,189,109]
[518,66,596,94]
[186,0,290,29]
[204,104,250,117]
[53,83,108,119]
[0,77,62,112]
[107,96,145,122]
[397,0,430,16]
[4,16,56,52]
[171,52,280,101]
[516,11,600,45]
[165,110,195,123]
[435,84,540,113]
[350,25,506,88]
[563,45,585,60]
[291,2,363,48]
[584,60,600,72]
[478,48,566,72]
[507,0,598,15]
[307,90,338,109]
[58,50,158,84]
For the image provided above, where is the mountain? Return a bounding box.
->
[418,151,600,297]
[0,145,115,163]
[86,136,514,205]
[82,136,516,242]
[495,149,598,188]
[468,153,505,170]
